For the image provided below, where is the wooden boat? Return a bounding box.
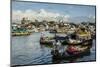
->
[62,39,92,46]
[12,27,32,36]
[62,39,82,45]
[51,45,91,60]
[40,40,53,45]
[66,45,90,55]
[40,37,54,45]
[40,35,67,45]
[12,32,31,36]
[61,32,93,46]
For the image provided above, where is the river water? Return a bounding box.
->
[11,32,96,66]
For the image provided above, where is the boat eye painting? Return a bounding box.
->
[11,0,96,67]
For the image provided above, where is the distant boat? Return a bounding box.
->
[12,31,31,36]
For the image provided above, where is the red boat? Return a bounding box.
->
[51,45,91,60]
[66,45,89,55]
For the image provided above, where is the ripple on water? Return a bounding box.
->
[11,32,96,66]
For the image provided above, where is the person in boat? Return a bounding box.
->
[52,40,62,57]
[56,40,61,46]
[41,32,43,36]
[57,40,63,53]
[53,40,59,49]
[40,32,45,41]
[52,40,61,51]
[52,40,58,53]
[53,40,64,54]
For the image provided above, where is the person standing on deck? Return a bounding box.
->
[53,40,62,52]
[56,40,61,49]
[53,40,57,50]
[41,32,45,40]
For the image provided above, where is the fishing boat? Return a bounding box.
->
[66,45,90,55]
[12,31,31,36]
[61,33,82,45]
[40,39,53,45]
[51,45,91,60]
[62,31,93,46]
[62,38,92,46]
[12,25,32,36]
[40,37,54,45]
[62,39,82,45]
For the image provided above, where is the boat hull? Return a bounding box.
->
[40,41,53,45]
[52,48,90,60]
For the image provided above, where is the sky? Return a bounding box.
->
[12,1,96,23]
